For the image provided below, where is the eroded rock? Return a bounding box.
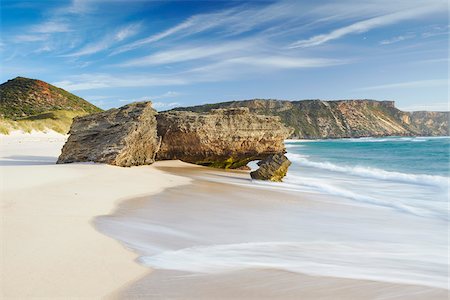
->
[156,108,293,169]
[250,153,291,182]
[57,102,159,166]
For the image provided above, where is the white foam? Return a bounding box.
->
[139,241,448,290]
[286,153,449,189]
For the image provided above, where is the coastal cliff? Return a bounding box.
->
[172,99,449,138]
[58,103,292,179]
[156,108,292,168]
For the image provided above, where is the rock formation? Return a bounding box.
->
[57,102,159,167]
[156,108,293,168]
[57,103,292,180]
[250,154,291,182]
[171,99,449,138]
[409,111,449,136]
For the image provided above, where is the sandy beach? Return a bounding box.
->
[1,132,448,299]
[0,132,190,298]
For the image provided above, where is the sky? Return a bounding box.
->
[1,0,448,111]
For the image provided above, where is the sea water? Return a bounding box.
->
[96,136,450,291]
[283,136,449,221]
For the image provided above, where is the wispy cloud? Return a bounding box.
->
[380,33,416,45]
[119,40,257,67]
[289,4,444,48]
[62,23,141,57]
[355,79,448,91]
[31,21,72,33]
[152,101,181,110]
[53,73,186,91]
[13,34,49,43]
[112,1,306,55]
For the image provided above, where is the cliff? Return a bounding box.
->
[58,103,292,178]
[156,108,292,168]
[172,99,449,138]
[57,102,159,167]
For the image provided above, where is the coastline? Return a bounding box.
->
[1,132,448,299]
[0,132,190,298]
[99,162,448,299]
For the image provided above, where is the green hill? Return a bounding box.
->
[0,77,102,134]
[0,76,101,119]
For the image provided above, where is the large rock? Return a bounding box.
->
[250,153,291,182]
[156,108,293,169]
[57,102,159,166]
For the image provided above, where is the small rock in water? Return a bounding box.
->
[250,153,291,182]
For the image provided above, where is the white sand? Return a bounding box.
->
[0,132,190,298]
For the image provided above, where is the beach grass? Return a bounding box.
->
[0,110,87,134]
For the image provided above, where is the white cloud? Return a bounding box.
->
[13,34,49,42]
[380,33,416,45]
[230,56,345,69]
[53,73,187,91]
[62,23,141,57]
[112,18,196,55]
[355,79,448,91]
[114,23,141,42]
[289,4,444,48]
[152,102,181,110]
[31,21,71,33]
[119,40,257,67]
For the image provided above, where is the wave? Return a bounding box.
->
[283,174,448,220]
[286,153,449,189]
[138,241,448,290]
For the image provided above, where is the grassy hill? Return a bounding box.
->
[0,77,102,134]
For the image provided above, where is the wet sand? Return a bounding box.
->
[98,163,449,299]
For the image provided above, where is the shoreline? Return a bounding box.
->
[98,163,448,299]
[1,132,448,299]
[1,133,190,298]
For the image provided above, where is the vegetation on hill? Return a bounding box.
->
[0,76,101,119]
[0,110,89,135]
[171,99,449,138]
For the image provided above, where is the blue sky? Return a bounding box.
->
[1,0,448,111]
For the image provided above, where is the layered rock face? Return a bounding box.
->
[409,111,450,136]
[250,154,291,182]
[156,108,293,168]
[57,102,159,167]
[57,103,292,180]
[172,99,449,138]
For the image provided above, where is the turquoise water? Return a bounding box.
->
[284,136,450,220]
[97,136,450,292]
[288,137,449,176]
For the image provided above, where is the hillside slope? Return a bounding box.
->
[172,99,449,138]
[0,77,102,134]
[0,77,101,119]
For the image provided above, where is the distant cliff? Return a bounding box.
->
[171,99,449,138]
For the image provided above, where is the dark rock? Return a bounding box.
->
[250,153,291,182]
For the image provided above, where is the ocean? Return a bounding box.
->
[96,136,450,293]
[283,136,450,221]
